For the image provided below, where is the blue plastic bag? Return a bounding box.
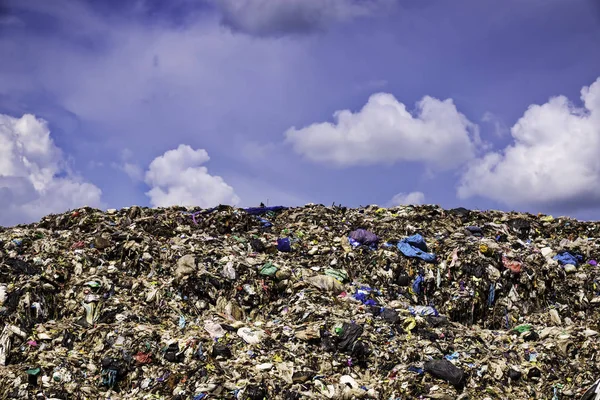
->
[397,234,436,262]
[277,238,291,252]
[553,251,582,266]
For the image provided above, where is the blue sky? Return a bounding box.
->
[0,0,600,225]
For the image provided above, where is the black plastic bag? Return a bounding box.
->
[211,344,232,359]
[508,368,522,381]
[424,359,465,389]
[397,274,411,287]
[250,239,266,252]
[527,367,541,380]
[245,384,267,400]
[338,323,363,351]
[381,308,400,324]
[523,330,539,342]
[164,343,183,363]
[426,315,448,327]
[61,330,76,350]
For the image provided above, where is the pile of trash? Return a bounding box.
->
[1,203,600,399]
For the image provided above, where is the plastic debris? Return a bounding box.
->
[0,204,597,398]
[397,234,436,262]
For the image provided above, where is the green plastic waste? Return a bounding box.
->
[513,324,532,333]
[324,268,348,282]
[259,262,278,276]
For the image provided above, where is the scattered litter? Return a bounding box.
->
[0,204,597,398]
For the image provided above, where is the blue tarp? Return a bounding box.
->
[243,206,286,216]
[553,251,582,266]
[397,234,436,263]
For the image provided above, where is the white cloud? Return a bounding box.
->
[458,77,600,211]
[217,0,393,36]
[144,144,240,208]
[122,162,144,181]
[0,0,314,155]
[482,112,509,138]
[285,93,480,169]
[0,113,102,226]
[388,191,425,206]
[111,148,144,181]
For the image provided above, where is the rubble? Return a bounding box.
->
[0,204,600,398]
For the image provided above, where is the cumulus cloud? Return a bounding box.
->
[458,77,600,211]
[388,191,425,206]
[0,113,102,226]
[217,0,392,36]
[144,144,240,208]
[285,93,480,169]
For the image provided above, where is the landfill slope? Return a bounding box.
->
[0,204,599,399]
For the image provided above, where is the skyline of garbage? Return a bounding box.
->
[0,203,599,399]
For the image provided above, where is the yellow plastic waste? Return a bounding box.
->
[403,317,416,333]
[479,244,489,254]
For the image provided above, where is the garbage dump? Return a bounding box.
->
[1,203,600,399]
